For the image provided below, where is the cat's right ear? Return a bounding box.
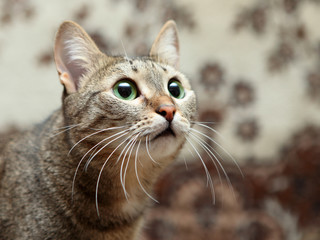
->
[54,21,102,94]
[150,20,180,69]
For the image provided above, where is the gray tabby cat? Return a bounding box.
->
[0,20,197,239]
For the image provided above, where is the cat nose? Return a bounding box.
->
[156,104,176,122]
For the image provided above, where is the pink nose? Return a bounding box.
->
[156,104,176,122]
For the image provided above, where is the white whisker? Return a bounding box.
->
[134,139,158,203]
[95,134,133,218]
[84,130,132,171]
[50,124,81,137]
[116,133,137,165]
[189,132,223,185]
[71,129,130,200]
[88,125,129,131]
[121,133,142,199]
[189,132,235,199]
[69,125,127,155]
[190,128,244,178]
[192,122,225,140]
[119,133,140,199]
[187,147,196,159]
[53,123,81,131]
[68,129,107,155]
[191,121,218,125]
[183,156,189,171]
[87,145,100,161]
[120,39,130,61]
[186,136,215,204]
[146,135,159,165]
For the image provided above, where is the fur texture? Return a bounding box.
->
[0,20,196,240]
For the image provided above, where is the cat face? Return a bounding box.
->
[54,21,196,163]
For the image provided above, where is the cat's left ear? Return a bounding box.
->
[150,20,180,69]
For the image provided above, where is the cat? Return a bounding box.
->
[0,20,197,240]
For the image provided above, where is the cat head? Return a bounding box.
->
[54,20,196,163]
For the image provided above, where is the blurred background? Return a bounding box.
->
[0,0,320,239]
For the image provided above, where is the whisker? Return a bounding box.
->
[190,128,244,178]
[71,129,130,200]
[120,39,130,61]
[189,132,235,199]
[134,139,159,203]
[121,133,141,199]
[186,136,215,204]
[191,122,225,140]
[187,147,196,159]
[88,125,129,131]
[189,132,223,186]
[69,126,128,155]
[183,156,189,171]
[85,129,130,166]
[68,128,109,155]
[191,121,219,125]
[95,132,136,217]
[116,133,137,165]
[119,133,140,199]
[53,123,82,131]
[145,135,159,165]
[50,124,81,137]
[84,130,132,171]
[87,145,101,162]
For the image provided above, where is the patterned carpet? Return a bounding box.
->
[142,126,320,240]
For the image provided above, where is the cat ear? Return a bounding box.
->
[54,21,102,94]
[150,20,180,69]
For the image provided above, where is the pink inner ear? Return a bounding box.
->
[55,41,88,93]
[63,58,87,90]
[59,72,76,93]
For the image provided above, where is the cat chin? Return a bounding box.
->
[145,133,185,158]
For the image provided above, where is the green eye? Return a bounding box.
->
[168,79,185,99]
[113,79,138,100]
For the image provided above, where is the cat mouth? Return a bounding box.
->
[153,127,176,140]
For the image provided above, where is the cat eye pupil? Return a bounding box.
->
[118,83,132,98]
[168,79,185,99]
[169,82,180,97]
[113,80,138,100]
